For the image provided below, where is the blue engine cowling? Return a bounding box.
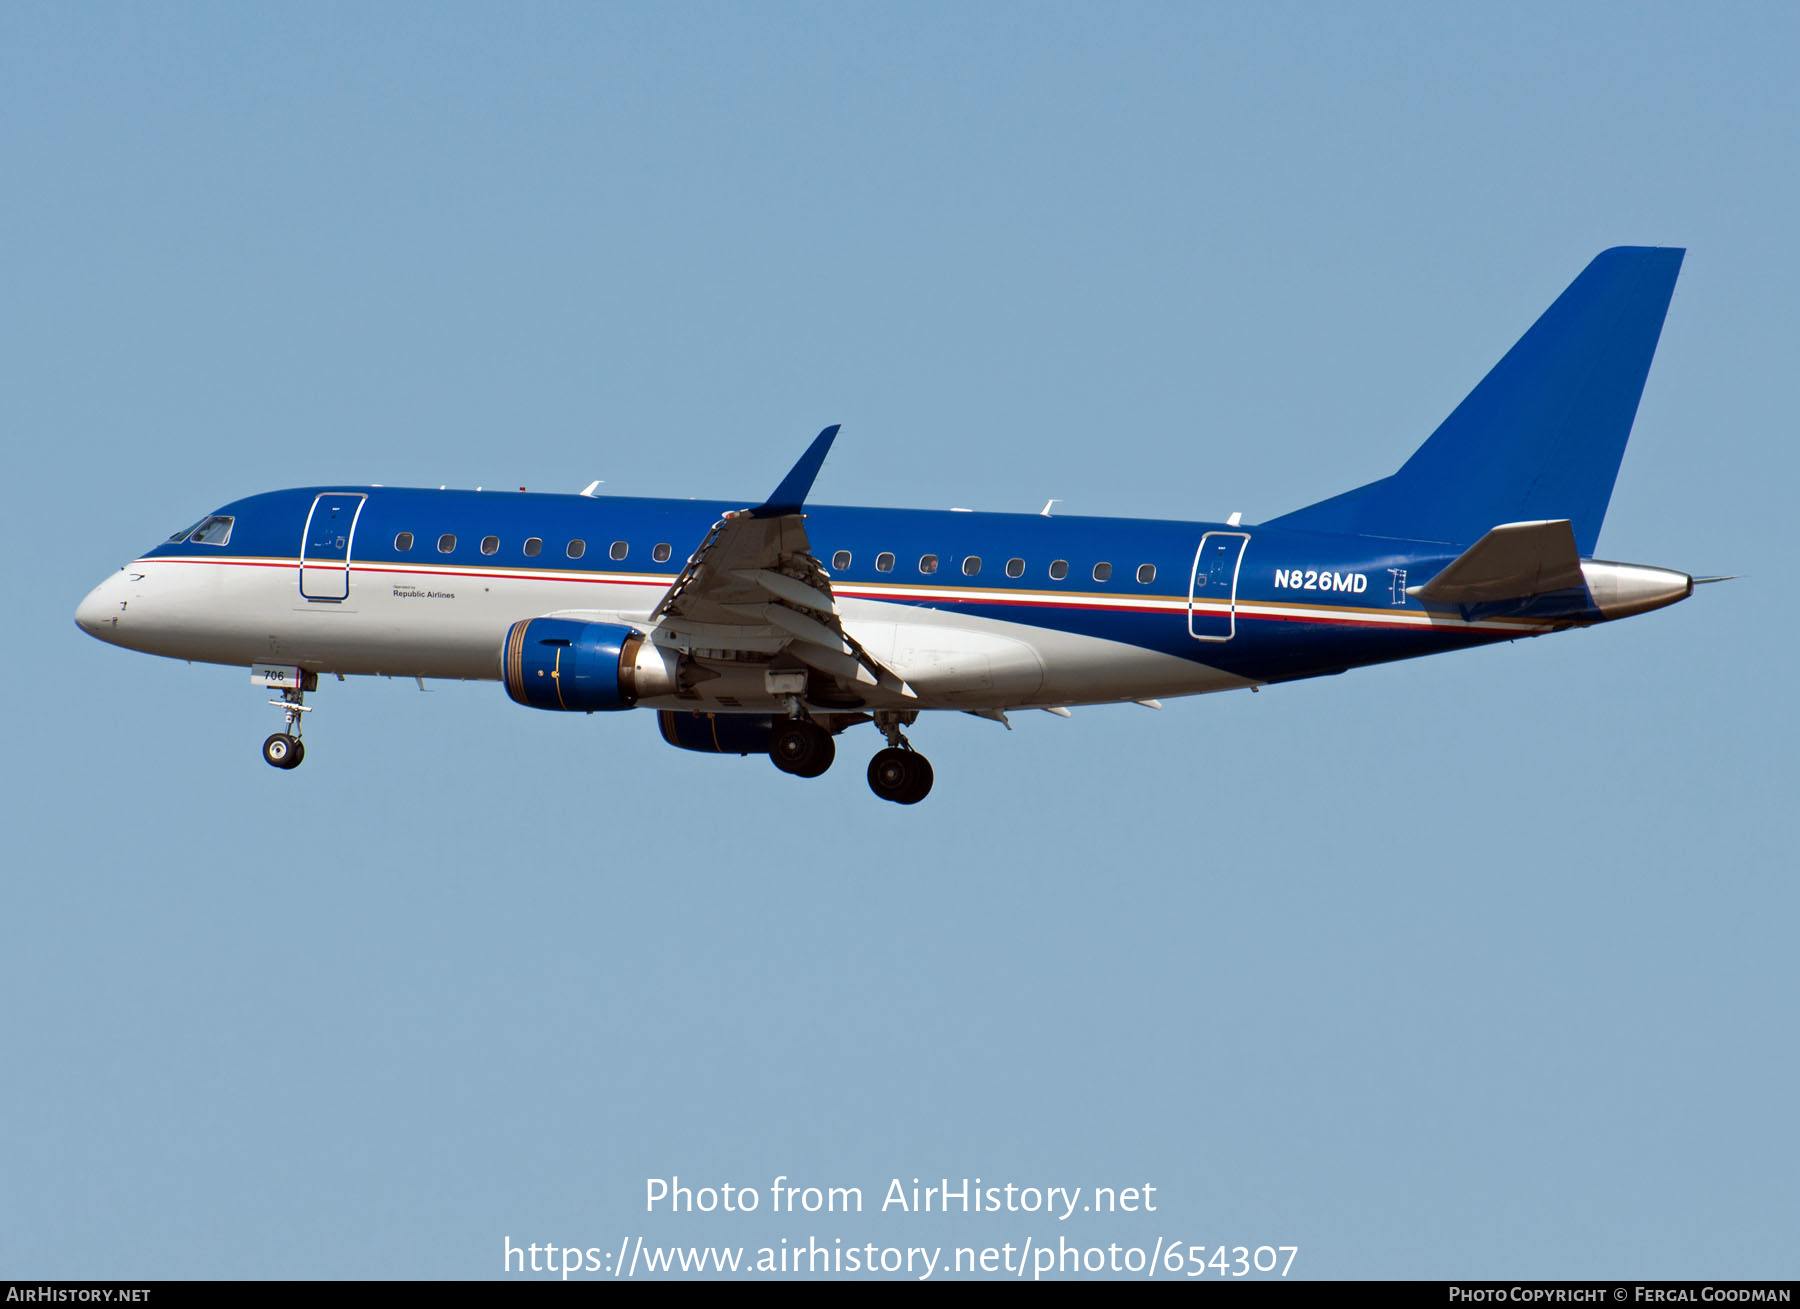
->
[501,618,664,712]
[657,710,776,756]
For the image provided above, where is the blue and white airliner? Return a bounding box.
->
[76,247,1708,803]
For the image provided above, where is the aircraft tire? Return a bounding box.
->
[262,733,303,770]
[902,752,933,803]
[868,747,932,804]
[770,721,833,778]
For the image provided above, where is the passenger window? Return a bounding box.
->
[610,541,628,561]
[1006,558,1025,578]
[438,534,456,554]
[962,556,981,577]
[394,532,414,552]
[523,537,542,557]
[876,552,895,573]
[566,539,586,559]
[832,550,851,570]
[1137,563,1156,584]
[1093,562,1113,582]
[1049,560,1069,580]
[188,516,234,546]
[653,543,672,563]
[481,536,500,556]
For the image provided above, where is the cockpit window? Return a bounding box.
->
[167,519,205,543]
[187,516,235,546]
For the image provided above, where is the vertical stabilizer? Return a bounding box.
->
[1267,247,1684,553]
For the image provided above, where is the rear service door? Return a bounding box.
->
[299,493,367,601]
[1188,531,1249,641]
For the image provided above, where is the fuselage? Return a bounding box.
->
[73,484,1692,714]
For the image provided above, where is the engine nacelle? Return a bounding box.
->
[657,710,776,756]
[501,618,677,711]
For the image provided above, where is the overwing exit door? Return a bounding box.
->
[299,493,367,601]
[1188,531,1249,641]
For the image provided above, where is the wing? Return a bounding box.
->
[644,426,914,699]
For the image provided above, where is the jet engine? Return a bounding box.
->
[656,710,776,756]
[500,618,677,711]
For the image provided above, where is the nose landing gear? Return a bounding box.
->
[262,731,304,769]
[259,671,317,770]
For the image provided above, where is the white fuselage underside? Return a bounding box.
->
[78,557,1252,711]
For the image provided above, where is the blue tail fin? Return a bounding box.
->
[1267,247,1684,553]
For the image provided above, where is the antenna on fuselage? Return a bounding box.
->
[1040,499,1059,517]
[580,480,604,497]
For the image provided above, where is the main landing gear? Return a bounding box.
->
[262,680,313,770]
[867,711,932,805]
[769,717,835,778]
[766,706,935,804]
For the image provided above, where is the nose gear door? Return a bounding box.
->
[299,493,367,601]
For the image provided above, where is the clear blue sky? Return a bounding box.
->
[4,1,1792,1280]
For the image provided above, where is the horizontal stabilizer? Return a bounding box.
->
[1408,519,1585,604]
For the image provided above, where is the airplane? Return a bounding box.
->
[75,246,1707,804]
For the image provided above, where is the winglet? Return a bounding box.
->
[752,425,840,517]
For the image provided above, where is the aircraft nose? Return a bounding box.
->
[75,575,120,640]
